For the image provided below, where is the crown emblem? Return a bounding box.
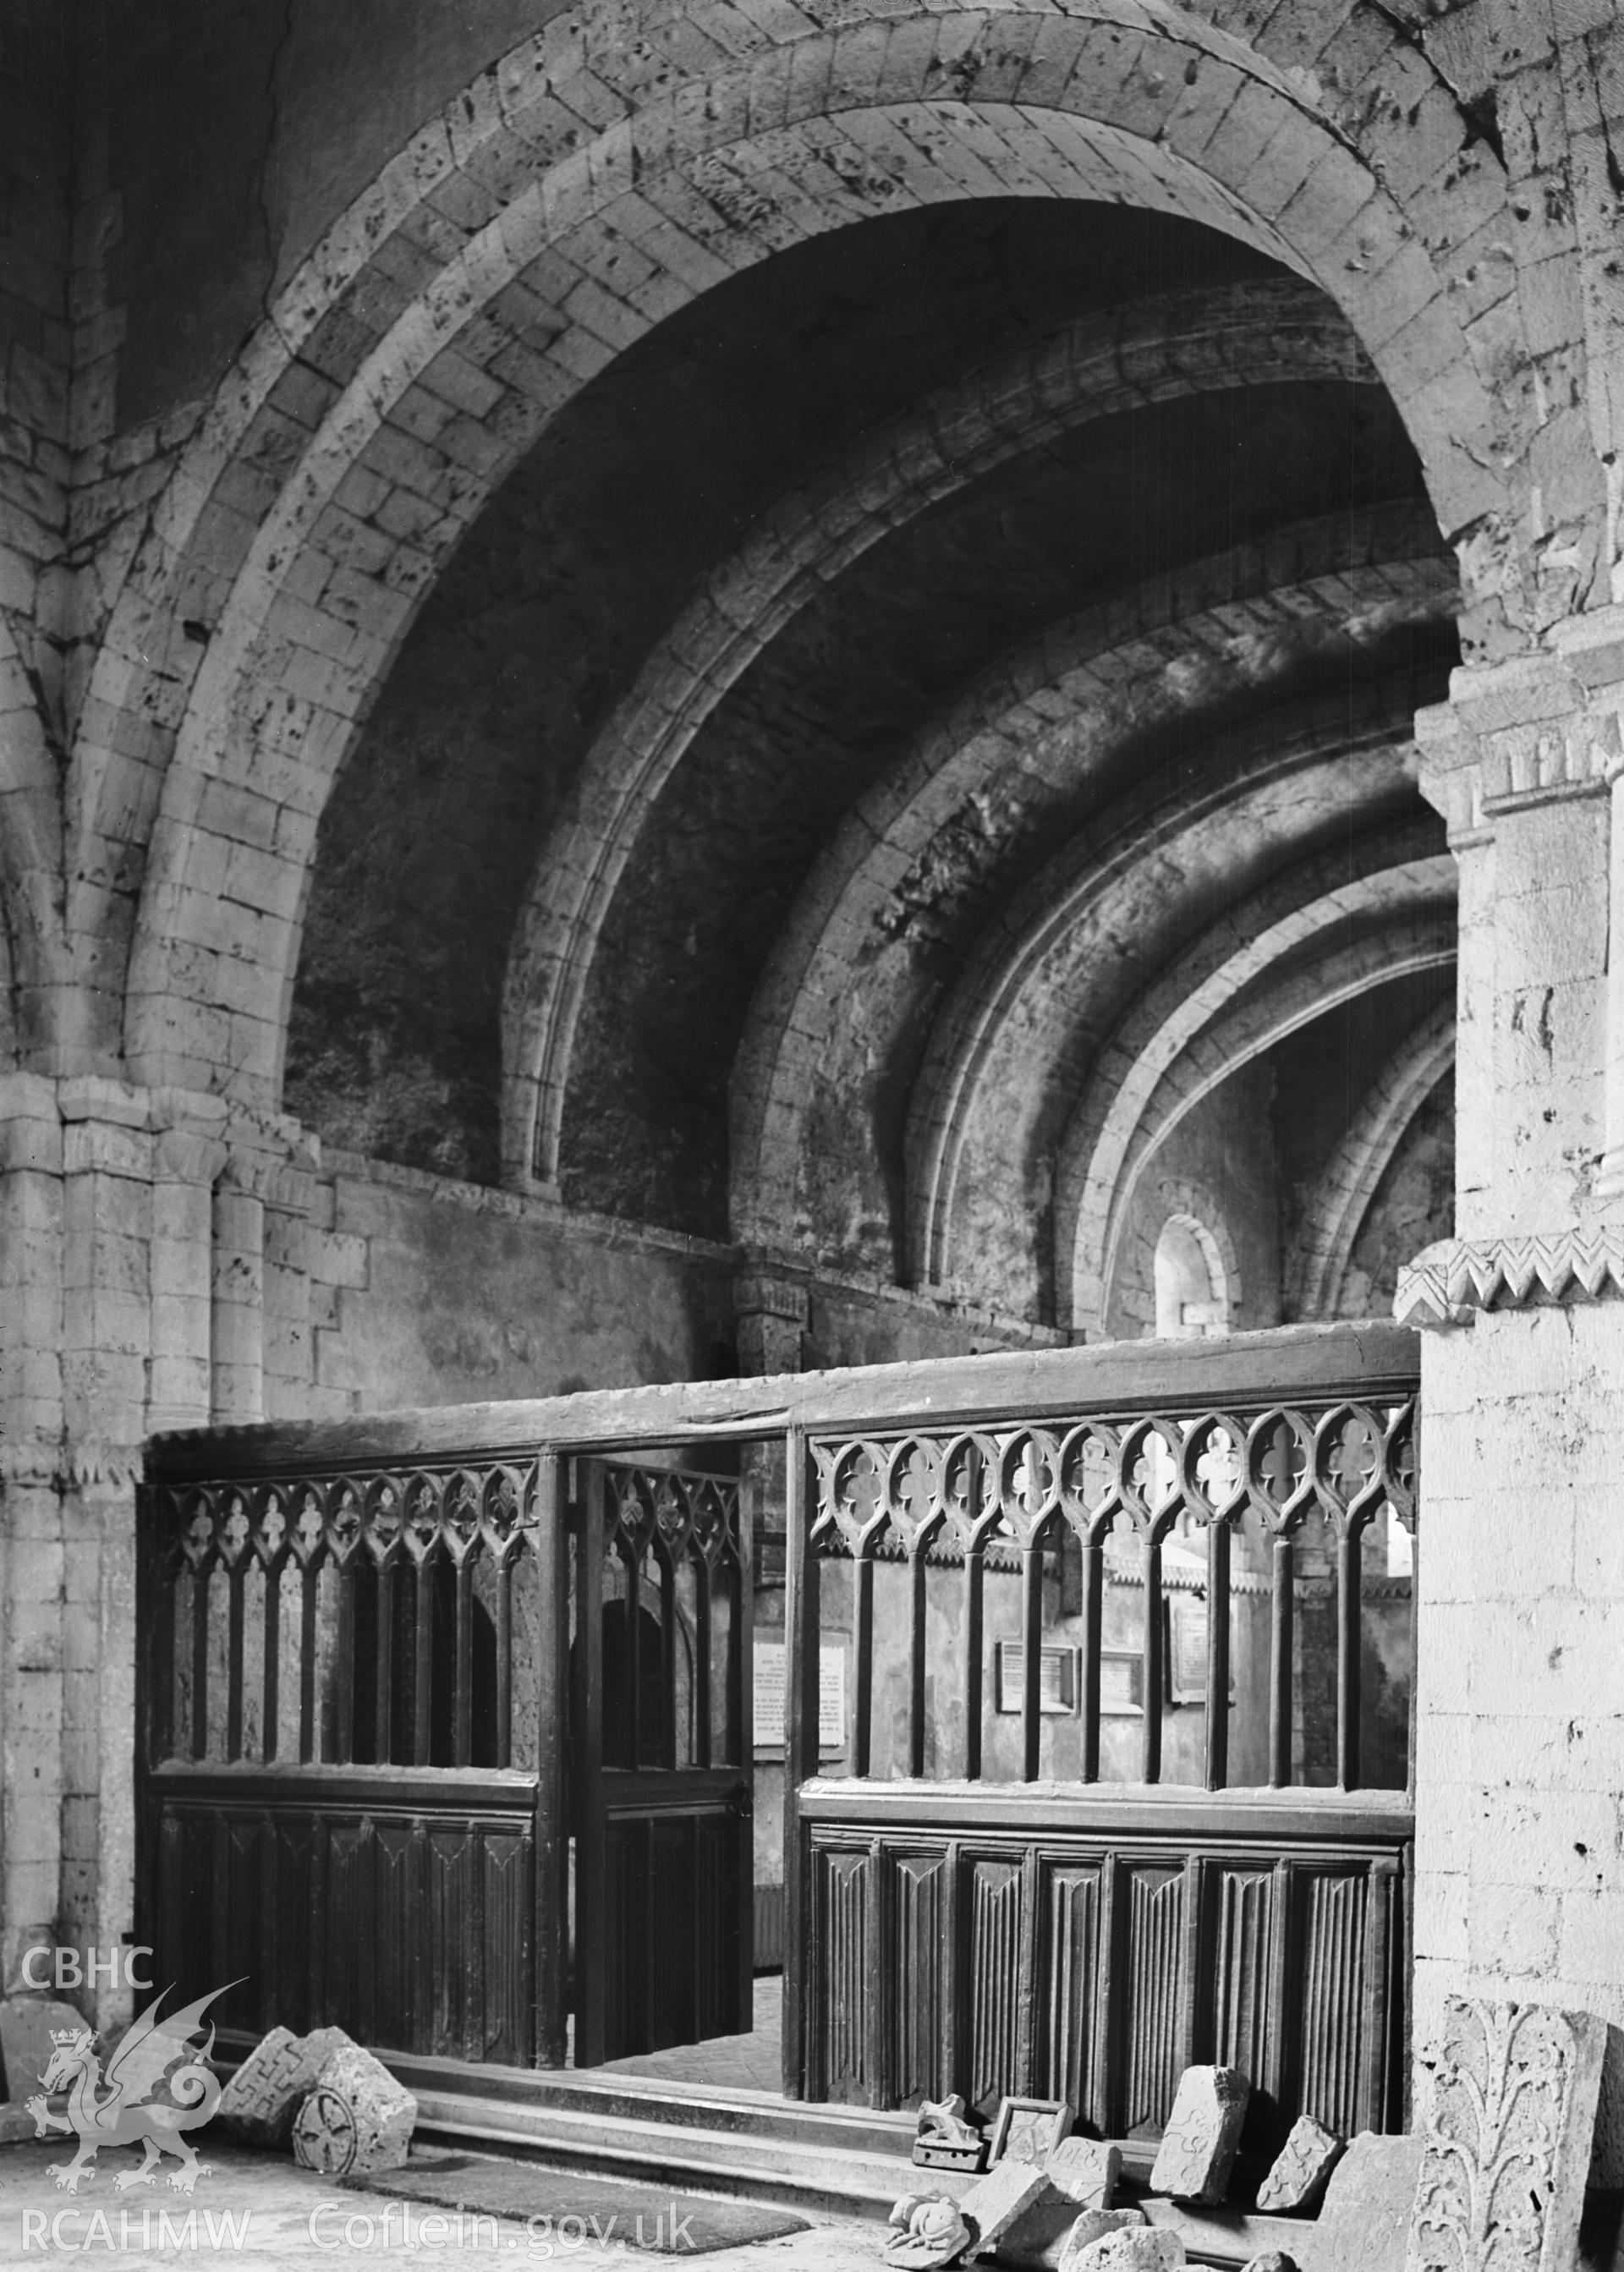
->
[49,2026,90,2045]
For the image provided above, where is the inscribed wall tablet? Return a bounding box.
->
[1149,2067,1249,2204]
[1407,2000,1606,2272]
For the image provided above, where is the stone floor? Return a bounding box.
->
[591,1978,785,2095]
[0,2138,884,2270]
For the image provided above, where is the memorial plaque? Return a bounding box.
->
[1149,2066,1249,2204]
[1407,2000,1606,2272]
[752,1641,846,1752]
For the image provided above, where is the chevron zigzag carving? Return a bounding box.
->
[1394,1232,1624,1326]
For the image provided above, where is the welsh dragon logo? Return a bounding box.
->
[25,1983,238,2194]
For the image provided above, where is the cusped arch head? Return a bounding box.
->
[101,0,1515,1116]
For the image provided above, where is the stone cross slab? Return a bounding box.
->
[1407,1999,1606,2272]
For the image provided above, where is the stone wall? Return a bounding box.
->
[1413,1301,1624,2175]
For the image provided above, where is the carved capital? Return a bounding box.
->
[734,1266,811,1326]
[153,1125,229,1187]
[1394,1229,1624,1327]
[1415,613,1624,846]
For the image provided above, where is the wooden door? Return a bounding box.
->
[572,1457,754,2065]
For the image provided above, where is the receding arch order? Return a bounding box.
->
[1082,899,1457,1333]
[729,526,1453,1262]
[503,272,1378,1189]
[1287,1000,1456,1320]
[96,1,1511,1113]
[907,683,1446,1308]
[1056,829,1456,1330]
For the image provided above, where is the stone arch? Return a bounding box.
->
[1150,1199,1236,1338]
[93,3,1513,1110]
[504,274,1380,1189]
[907,694,1438,1309]
[1055,831,1454,1330]
[1080,908,1457,1334]
[1287,1000,1455,1320]
[730,530,1452,1260]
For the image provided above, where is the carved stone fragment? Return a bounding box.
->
[999,2203,1144,2271]
[1257,2116,1344,2214]
[885,2198,974,2269]
[1241,2256,1298,2272]
[1059,2228,1185,2270]
[217,2024,351,2149]
[1046,2139,1122,2209]
[1149,2067,1250,2205]
[1299,2132,1424,2272]
[291,2040,416,2176]
[960,2158,1054,2248]
[1406,2000,1607,2272]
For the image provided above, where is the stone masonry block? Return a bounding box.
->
[1257,2116,1343,2213]
[293,2039,416,2175]
[1150,2068,1249,2204]
[1061,2231,1182,2270]
[218,2024,352,2148]
[1407,2000,1605,2271]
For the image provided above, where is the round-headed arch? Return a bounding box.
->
[93,2,1511,1111]
[1286,999,1455,1320]
[502,272,1380,1188]
[1079,895,1457,1332]
[729,526,1453,1259]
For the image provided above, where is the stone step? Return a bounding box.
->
[222,2036,1314,2263]
[385,2047,921,2159]
[403,2088,932,2223]
[386,2061,1310,2264]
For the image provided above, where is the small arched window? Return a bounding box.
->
[1153,1213,1229,1340]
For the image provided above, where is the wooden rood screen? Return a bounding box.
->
[138,1319,1417,2149]
[780,1326,1418,2152]
[136,1449,752,2067]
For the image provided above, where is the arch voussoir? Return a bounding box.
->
[96,7,1505,1114]
[1287,1000,1455,1320]
[1063,855,1457,1332]
[730,533,1452,1260]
